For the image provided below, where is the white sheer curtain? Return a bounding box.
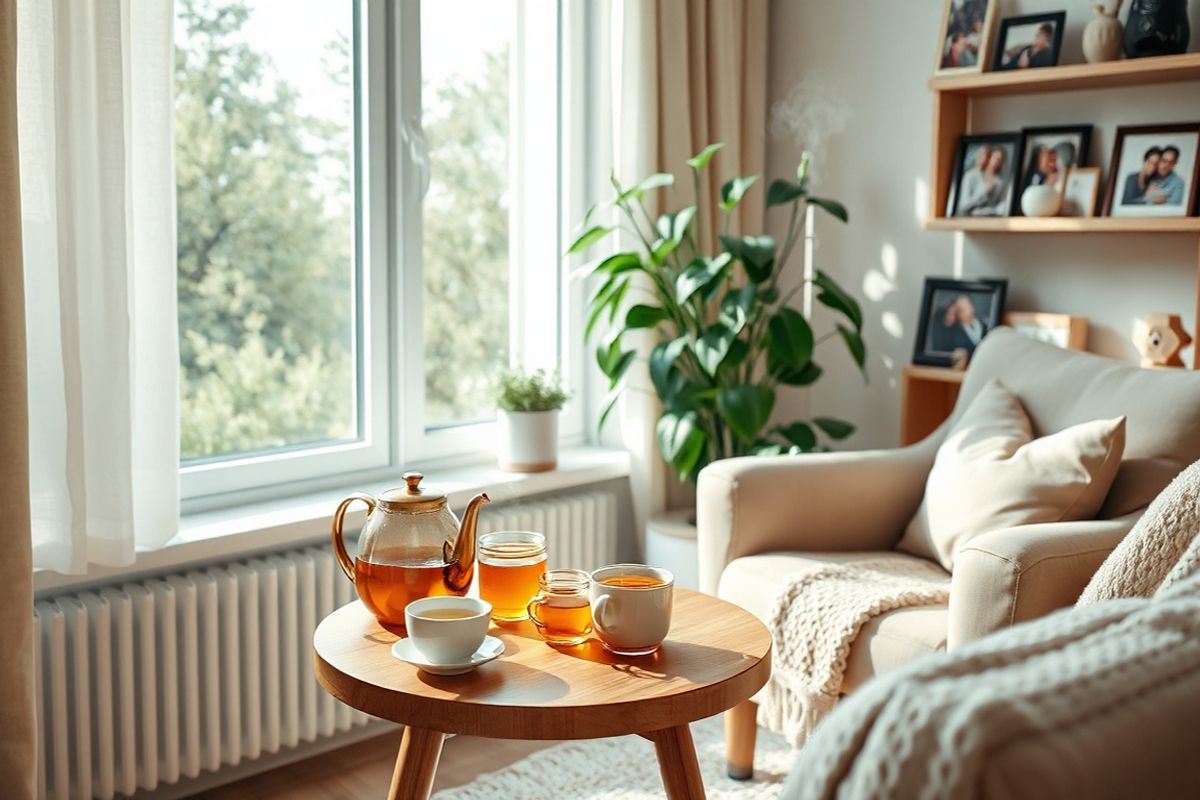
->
[17,0,179,573]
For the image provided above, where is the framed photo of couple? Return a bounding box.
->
[913,278,1008,367]
[1102,123,1200,218]
[935,0,998,75]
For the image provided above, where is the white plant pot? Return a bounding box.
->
[497,410,559,473]
[1021,184,1062,217]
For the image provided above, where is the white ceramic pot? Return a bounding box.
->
[1083,3,1125,63]
[1021,184,1062,217]
[497,409,559,473]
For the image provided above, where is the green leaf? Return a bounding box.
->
[656,206,697,245]
[686,142,725,172]
[615,172,675,205]
[675,254,731,305]
[649,337,688,399]
[595,335,634,380]
[585,275,627,340]
[720,175,760,211]
[772,357,823,386]
[766,179,805,207]
[753,443,787,456]
[777,421,817,451]
[583,251,643,278]
[693,324,735,377]
[813,416,856,440]
[597,383,624,433]
[837,324,867,373]
[718,285,756,336]
[716,386,775,443]
[567,225,613,254]
[813,270,863,331]
[624,304,670,330]
[720,235,776,284]
[657,411,706,477]
[808,196,849,224]
[767,307,814,370]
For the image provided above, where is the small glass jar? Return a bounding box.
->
[478,531,547,622]
[526,569,593,646]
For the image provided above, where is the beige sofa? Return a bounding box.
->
[697,328,1200,777]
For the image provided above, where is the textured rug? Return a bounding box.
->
[432,714,797,799]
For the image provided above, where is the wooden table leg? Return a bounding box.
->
[725,700,758,780]
[650,724,706,799]
[387,726,445,800]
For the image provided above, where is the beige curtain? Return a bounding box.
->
[613,0,769,529]
[0,0,37,795]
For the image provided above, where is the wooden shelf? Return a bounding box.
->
[903,365,966,384]
[928,52,1200,97]
[924,217,1200,234]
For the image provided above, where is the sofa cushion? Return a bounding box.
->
[899,379,1126,570]
[718,552,948,692]
[951,327,1200,518]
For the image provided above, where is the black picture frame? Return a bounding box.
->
[993,11,1066,71]
[913,278,1009,367]
[1011,124,1093,215]
[946,132,1023,218]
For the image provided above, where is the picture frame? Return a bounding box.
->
[913,278,1008,367]
[935,0,999,75]
[1003,311,1088,350]
[1012,124,1092,215]
[1102,123,1200,217]
[946,132,1023,218]
[1061,167,1101,217]
[993,11,1066,71]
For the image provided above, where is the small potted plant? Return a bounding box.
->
[494,368,569,473]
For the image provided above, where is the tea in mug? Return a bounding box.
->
[479,532,547,622]
[527,569,593,646]
[414,607,479,620]
[597,574,668,589]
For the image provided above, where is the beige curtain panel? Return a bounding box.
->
[0,0,37,794]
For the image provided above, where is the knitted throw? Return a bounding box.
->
[783,570,1200,800]
[760,556,950,747]
[1078,458,1200,605]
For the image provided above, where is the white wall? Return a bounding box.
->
[767,0,1200,449]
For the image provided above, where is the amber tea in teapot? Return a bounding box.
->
[331,472,489,632]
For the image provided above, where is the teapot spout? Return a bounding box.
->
[443,492,490,592]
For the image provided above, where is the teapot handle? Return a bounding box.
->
[331,492,376,582]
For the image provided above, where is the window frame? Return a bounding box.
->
[181,0,583,510]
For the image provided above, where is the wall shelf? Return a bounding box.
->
[925,53,1200,370]
[925,217,1200,234]
[927,52,1200,97]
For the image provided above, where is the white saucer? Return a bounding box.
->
[392,635,505,676]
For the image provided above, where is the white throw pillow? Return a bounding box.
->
[898,378,1126,570]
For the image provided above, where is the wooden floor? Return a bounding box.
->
[191,731,556,799]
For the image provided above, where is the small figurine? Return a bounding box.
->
[1135,313,1193,368]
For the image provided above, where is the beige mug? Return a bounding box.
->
[589,564,674,656]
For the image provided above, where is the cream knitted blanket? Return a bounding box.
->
[784,570,1200,800]
[759,556,950,747]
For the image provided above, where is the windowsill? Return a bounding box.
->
[34,446,631,596]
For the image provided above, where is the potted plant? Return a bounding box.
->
[494,368,569,473]
[568,143,866,484]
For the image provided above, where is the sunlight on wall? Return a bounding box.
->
[913,177,929,228]
[865,243,903,341]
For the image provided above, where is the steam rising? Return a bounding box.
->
[769,75,852,183]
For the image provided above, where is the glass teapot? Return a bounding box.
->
[331,472,490,632]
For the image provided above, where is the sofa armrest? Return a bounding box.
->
[947,512,1141,649]
[696,439,939,594]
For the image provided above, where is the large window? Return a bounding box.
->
[176,0,570,502]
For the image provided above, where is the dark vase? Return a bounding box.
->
[1123,0,1191,57]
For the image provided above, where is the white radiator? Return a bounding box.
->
[33,489,618,799]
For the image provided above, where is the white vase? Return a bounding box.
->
[497,410,559,473]
[1083,2,1125,63]
[1021,184,1062,217]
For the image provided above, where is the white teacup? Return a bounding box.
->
[589,564,674,656]
[404,596,491,664]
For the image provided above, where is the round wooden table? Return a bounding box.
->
[313,588,771,799]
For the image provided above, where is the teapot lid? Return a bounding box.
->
[378,472,446,512]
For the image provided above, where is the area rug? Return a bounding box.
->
[432,714,797,799]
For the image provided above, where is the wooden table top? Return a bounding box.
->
[313,588,772,740]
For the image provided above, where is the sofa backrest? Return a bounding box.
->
[950,327,1200,518]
